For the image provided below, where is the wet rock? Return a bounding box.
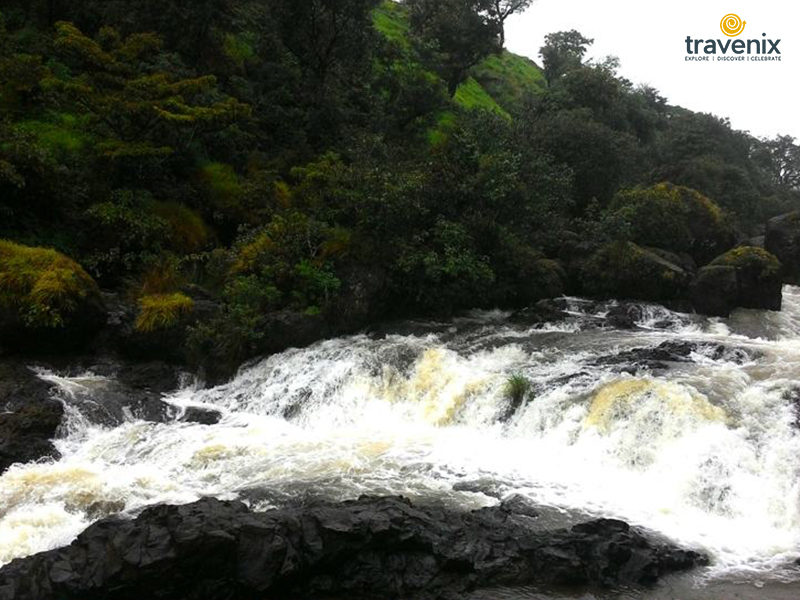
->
[690,265,739,317]
[766,211,800,284]
[594,341,755,372]
[782,387,800,428]
[181,407,222,425]
[577,242,692,304]
[692,247,783,317]
[647,248,697,276]
[605,304,640,329]
[452,478,506,499]
[0,362,62,474]
[510,298,572,325]
[0,496,707,600]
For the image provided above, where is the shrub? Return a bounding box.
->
[579,241,691,302]
[504,373,531,407]
[150,201,211,254]
[83,190,169,284]
[710,246,781,277]
[0,239,100,328]
[608,183,735,265]
[135,292,193,333]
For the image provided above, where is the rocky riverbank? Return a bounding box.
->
[0,496,707,600]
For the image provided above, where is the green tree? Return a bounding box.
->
[539,29,593,85]
[48,22,250,164]
[488,0,535,46]
[406,0,501,95]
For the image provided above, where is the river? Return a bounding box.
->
[3,288,800,597]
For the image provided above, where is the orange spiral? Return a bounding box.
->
[720,14,746,37]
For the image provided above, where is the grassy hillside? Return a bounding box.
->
[372,1,545,117]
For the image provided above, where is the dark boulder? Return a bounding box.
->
[181,407,222,425]
[0,242,106,355]
[510,298,572,325]
[691,247,782,317]
[0,362,62,474]
[690,266,739,317]
[594,340,756,372]
[0,496,707,600]
[577,242,692,303]
[22,360,186,429]
[766,211,800,283]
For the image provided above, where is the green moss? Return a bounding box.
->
[580,241,690,302]
[453,77,510,118]
[0,239,100,328]
[135,292,194,333]
[711,246,781,278]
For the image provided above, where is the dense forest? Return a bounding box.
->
[1,0,799,378]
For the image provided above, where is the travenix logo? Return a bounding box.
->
[685,14,781,62]
[720,14,746,37]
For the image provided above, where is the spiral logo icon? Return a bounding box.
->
[720,14,746,37]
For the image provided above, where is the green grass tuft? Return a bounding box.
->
[135,292,194,333]
[504,373,532,408]
[0,239,99,328]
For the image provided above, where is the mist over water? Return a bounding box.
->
[4,288,800,593]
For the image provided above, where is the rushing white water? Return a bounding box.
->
[3,289,800,590]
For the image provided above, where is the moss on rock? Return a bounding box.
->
[710,246,781,276]
[578,241,691,302]
[0,240,101,329]
[691,247,782,316]
[609,183,735,265]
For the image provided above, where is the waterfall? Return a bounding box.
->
[3,288,800,587]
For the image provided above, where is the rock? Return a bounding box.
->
[606,184,735,265]
[766,211,800,284]
[646,248,697,276]
[605,304,639,329]
[510,298,571,324]
[0,362,62,474]
[690,265,739,317]
[26,359,186,428]
[0,496,707,600]
[181,407,222,425]
[0,241,105,354]
[577,242,692,303]
[691,247,782,317]
[594,340,755,372]
[745,235,765,249]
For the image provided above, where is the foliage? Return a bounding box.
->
[135,292,194,333]
[504,373,531,407]
[1,2,797,368]
[711,246,781,279]
[454,77,509,117]
[579,241,691,301]
[0,239,99,328]
[48,22,250,162]
[540,30,594,84]
[406,0,501,95]
[471,51,545,114]
[607,183,735,265]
